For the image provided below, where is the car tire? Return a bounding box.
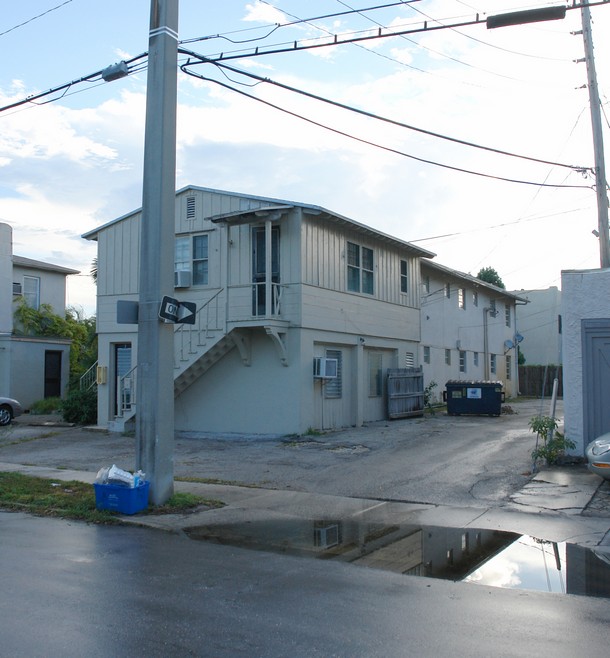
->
[0,404,12,426]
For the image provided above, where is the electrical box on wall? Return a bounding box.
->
[313,357,338,379]
[96,366,108,385]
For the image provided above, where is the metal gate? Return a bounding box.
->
[387,367,424,419]
[582,319,610,444]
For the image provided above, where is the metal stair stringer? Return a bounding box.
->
[173,329,245,397]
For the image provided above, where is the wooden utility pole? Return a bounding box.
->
[579,4,610,268]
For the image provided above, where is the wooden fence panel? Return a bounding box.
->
[387,367,424,419]
[518,365,563,397]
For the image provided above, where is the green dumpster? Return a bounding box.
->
[444,380,504,416]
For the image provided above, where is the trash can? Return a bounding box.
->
[443,380,504,416]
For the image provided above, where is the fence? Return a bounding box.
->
[518,365,563,397]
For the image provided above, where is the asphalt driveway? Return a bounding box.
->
[0,398,568,508]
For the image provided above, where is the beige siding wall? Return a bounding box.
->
[301,214,420,308]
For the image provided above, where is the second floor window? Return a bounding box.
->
[445,349,451,365]
[347,242,374,294]
[23,276,40,310]
[400,259,408,294]
[175,234,209,285]
[459,350,467,373]
[423,346,430,364]
[505,304,511,328]
[458,288,466,309]
[490,353,497,375]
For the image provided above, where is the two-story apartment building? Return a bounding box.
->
[83,186,434,436]
[420,260,526,401]
[0,222,78,408]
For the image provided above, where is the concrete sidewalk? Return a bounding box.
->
[1,459,608,552]
[1,397,609,550]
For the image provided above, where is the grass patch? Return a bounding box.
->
[0,472,118,523]
[0,472,223,522]
[143,491,225,514]
[176,475,262,489]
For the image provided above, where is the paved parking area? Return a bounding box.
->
[3,398,606,514]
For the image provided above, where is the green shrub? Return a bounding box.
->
[30,397,62,415]
[61,389,97,425]
[529,415,575,466]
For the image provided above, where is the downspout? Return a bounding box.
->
[483,307,490,380]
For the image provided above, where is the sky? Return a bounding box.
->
[1,0,609,317]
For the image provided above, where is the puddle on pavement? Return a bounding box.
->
[185,520,610,599]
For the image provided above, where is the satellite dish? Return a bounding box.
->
[515,333,524,344]
[504,340,515,350]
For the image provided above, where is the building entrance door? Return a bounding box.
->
[44,350,62,398]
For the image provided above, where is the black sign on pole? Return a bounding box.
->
[158,296,196,324]
[159,295,180,323]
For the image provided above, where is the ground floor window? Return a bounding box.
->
[324,349,342,399]
[369,352,382,397]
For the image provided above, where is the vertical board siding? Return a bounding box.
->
[301,215,418,308]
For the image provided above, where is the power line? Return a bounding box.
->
[180,1,418,45]
[410,205,592,243]
[0,0,74,38]
[0,53,148,114]
[182,54,590,174]
[180,59,591,189]
[193,1,610,64]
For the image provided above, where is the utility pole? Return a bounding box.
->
[579,4,610,268]
[136,0,179,505]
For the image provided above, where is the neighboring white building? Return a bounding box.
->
[420,260,525,402]
[83,186,434,436]
[0,222,78,408]
[561,268,610,455]
[510,287,562,366]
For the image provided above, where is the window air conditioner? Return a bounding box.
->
[314,524,340,548]
[313,357,338,379]
[174,270,192,288]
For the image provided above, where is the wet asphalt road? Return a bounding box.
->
[1,399,561,508]
[3,511,610,658]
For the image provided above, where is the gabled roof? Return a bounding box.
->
[421,258,527,302]
[82,185,436,259]
[13,255,79,276]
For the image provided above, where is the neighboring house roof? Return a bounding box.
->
[13,255,79,275]
[421,259,528,303]
[82,185,436,259]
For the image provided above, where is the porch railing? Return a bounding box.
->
[80,361,98,391]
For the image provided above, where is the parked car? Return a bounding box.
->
[586,433,610,480]
[0,397,23,426]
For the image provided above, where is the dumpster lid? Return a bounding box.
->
[445,380,504,387]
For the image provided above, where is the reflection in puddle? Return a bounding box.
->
[185,519,610,599]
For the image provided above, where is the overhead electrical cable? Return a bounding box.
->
[181,53,589,174]
[189,1,610,64]
[409,0,572,61]
[0,52,148,114]
[180,1,418,45]
[180,58,591,189]
[335,0,523,79]
[0,0,74,38]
